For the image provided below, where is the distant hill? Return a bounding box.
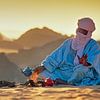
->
[0,41,23,53]
[0,33,23,53]
[0,41,23,49]
[0,33,11,41]
[0,27,68,53]
[0,33,4,41]
[14,27,67,49]
[7,37,68,67]
[97,41,100,44]
[0,53,26,82]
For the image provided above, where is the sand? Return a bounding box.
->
[0,85,100,100]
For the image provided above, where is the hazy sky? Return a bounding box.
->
[0,0,100,40]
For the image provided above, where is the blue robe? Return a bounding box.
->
[40,38,100,86]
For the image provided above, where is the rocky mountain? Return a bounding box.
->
[0,33,4,41]
[14,27,67,49]
[0,53,26,82]
[0,27,68,53]
[97,41,100,44]
[0,33,11,41]
[0,41,23,49]
[0,33,23,53]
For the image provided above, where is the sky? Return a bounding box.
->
[0,0,100,40]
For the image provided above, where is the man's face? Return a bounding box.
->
[76,28,88,35]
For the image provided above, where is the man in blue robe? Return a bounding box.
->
[33,17,100,86]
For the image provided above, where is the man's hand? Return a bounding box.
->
[34,66,45,74]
